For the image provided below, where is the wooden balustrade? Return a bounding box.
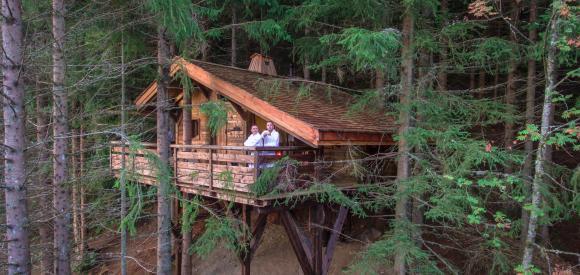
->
[110,142,317,196]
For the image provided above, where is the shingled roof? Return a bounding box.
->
[135,57,396,147]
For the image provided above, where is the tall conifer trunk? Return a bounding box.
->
[521,0,537,243]
[181,78,193,275]
[2,0,31,273]
[52,0,71,273]
[521,4,559,269]
[36,88,54,273]
[156,26,173,275]
[504,3,520,172]
[394,10,414,275]
[231,4,237,67]
[437,0,448,91]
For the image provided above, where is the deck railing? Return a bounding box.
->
[110,141,317,196]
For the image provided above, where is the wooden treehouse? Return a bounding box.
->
[110,54,396,275]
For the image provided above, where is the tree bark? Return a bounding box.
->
[180,72,193,275]
[157,26,173,275]
[71,128,80,259]
[36,87,54,274]
[478,69,485,98]
[2,0,31,273]
[521,0,537,243]
[79,125,86,261]
[521,7,559,270]
[231,4,237,67]
[504,3,520,173]
[52,0,71,273]
[437,0,448,91]
[394,10,414,275]
[303,29,311,80]
[120,30,128,275]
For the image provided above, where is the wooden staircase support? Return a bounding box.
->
[280,205,349,275]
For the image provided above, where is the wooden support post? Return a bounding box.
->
[253,151,259,182]
[281,210,314,275]
[323,206,348,275]
[250,213,268,256]
[240,205,252,275]
[313,205,325,275]
[209,148,213,190]
[173,147,178,185]
[173,196,182,275]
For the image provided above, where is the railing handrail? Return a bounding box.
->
[111,141,313,152]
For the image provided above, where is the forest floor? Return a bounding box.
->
[86,213,381,275]
[85,208,579,275]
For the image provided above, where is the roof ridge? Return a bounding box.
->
[179,57,360,96]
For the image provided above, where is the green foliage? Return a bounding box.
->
[321,28,401,72]
[251,156,297,196]
[145,0,204,44]
[181,196,200,235]
[243,19,290,52]
[307,183,366,217]
[254,78,284,101]
[192,216,247,257]
[471,37,520,73]
[350,220,443,275]
[174,64,195,100]
[200,100,229,137]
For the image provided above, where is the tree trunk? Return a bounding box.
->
[2,0,31,273]
[521,0,537,243]
[231,4,237,67]
[478,69,485,98]
[120,30,128,275]
[521,8,559,271]
[437,0,448,91]
[157,26,173,275]
[52,0,71,273]
[504,3,520,173]
[71,128,80,259]
[36,86,54,274]
[394,10,414,275]
[303,29,311,80]
[180,71,194,275]
[79,125,86,261]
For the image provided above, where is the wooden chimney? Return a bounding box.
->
[248,53,277,76]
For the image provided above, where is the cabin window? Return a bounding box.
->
[192,119,200,139]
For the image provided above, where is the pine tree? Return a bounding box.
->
[51,0,71,273]
[2,0,31,273]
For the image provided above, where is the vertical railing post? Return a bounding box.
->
[173,147,178,186]
[209,148,214,190]
[253,148,259,183]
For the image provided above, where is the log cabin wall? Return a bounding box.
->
[175,89,247,146]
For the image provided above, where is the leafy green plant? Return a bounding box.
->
[200,100,229,137]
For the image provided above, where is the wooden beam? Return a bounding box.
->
[249,213,268,260]
[323,206,348,275]
[313,205,325,275]
[281,210,314,275]
[229,99,248,119]
[318,130,395,145]
[240,205,252,275]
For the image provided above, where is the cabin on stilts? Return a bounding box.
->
[110,54,397,275]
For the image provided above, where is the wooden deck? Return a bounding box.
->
[110,142,345,206]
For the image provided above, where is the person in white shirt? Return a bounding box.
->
[261,122,280,168]
[244,125,263,146]
[261,121,280,148]
[244,125,262,168]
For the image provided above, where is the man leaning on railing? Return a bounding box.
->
[260,121,279,168]
[244,125,262,168]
